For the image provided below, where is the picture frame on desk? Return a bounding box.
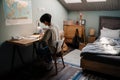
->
[80,19,86,26]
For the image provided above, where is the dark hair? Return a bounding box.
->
[40,13,51,23]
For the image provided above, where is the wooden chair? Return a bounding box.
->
[52,38,65,74]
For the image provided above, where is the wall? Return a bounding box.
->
[0,0,67,75]
[68,10,120,37]
[32,0,68,30]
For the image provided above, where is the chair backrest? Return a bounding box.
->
[53,38,65,53]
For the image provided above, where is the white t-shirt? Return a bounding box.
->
[50,24,60,41]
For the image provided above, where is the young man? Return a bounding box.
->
[38,13,60,70]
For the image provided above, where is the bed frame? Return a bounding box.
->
[81,16,120,77]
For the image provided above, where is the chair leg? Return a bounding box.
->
[61,56,65,67]
[54,59,58,75]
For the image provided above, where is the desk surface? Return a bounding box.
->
[7,34,42,46]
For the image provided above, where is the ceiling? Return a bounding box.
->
[58,0,120,11]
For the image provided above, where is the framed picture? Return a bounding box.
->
[80,19,86,26]
[81,19,86,25]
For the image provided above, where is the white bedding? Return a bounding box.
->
[82,37,120,55]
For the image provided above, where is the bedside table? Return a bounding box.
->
[88,36,96,43]
[79,43,86,50]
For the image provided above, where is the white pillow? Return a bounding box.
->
[102,27,111,30]
[100,29,119,39]
[102,27,120,38]
[102,27,120,31]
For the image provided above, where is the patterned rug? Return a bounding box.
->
[70,70,108,80]
[70,70,120,80]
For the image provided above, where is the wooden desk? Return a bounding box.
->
[7,34,42,71]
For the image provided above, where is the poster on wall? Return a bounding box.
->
[3,0,32,25]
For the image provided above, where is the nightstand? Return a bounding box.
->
[79,43,86,50]
[88,36,96,43]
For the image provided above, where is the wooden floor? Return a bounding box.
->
[0,60,80,80]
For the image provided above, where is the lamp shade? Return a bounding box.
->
[89,28,95,36]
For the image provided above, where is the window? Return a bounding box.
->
[87,0,106,2]
[64,0,82,3]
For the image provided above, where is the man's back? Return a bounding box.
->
[51,24,60,41]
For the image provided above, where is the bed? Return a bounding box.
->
[80,16,120,77]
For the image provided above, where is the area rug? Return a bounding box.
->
[62,49,81,67]
[70,71,109,80]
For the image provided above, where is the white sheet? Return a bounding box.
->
[82,38,120,55]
